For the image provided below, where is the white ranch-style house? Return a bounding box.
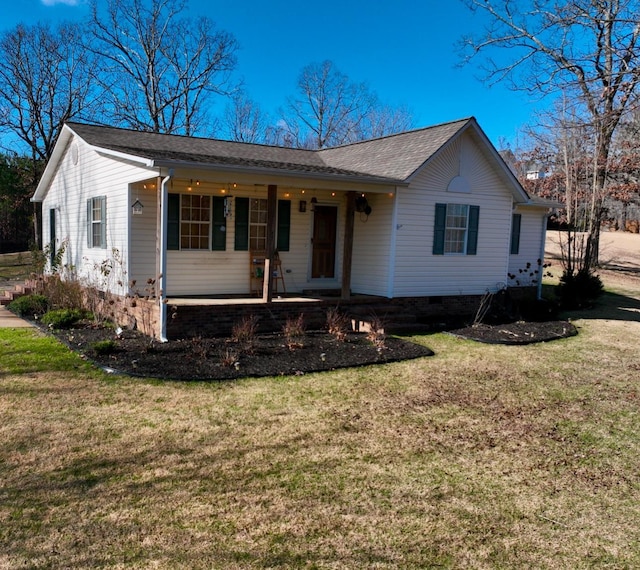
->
[32,117,551,339]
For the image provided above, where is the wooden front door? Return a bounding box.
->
[311,205,337,278]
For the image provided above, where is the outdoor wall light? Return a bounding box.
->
[299,200,307,212]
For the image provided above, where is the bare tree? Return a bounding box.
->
[280,60,377,149]
[0,21,95,162]
[88,0,239,135]
[461,0,640,269]
[222,93,269,143]
[0,21,97,247]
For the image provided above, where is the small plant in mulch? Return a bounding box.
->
[220,347,240,369]
[8,294,48,317]
[326,307,350,342]
[282,314,306,350]
[231,314,258,354]
[41,308,86,330]
[190,336,209,360]
[366,315,387,352]
[91,339,117,356]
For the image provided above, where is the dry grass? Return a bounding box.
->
[1,248,640,567]
[0,251,31,282]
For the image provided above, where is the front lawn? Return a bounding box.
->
[1,285,639,568]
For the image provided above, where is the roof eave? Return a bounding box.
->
[150,158,408,187]
[32,125,73,202]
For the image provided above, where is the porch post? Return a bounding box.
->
[262,184,277,302]
[341,191,356,300]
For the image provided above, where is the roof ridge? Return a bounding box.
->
[318,116,475,152]
[65,121,318,155]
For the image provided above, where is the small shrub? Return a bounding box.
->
[366,316,386,351]
[326,307,350,341]
[91,340,117,355]
[8,294,48,316]
[283,314,306,350]
[557,270,604,309]
[220,347,239,368]
[41,308,85,329]
[231,315,258,353]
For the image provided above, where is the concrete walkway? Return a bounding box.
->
[0,305,35,328]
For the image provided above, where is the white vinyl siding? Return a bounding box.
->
[351,192,394,296]
[41,134,154,296]
[508,207,547,285]
[392,132,514,296]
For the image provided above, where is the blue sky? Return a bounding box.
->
[2,0,545,147]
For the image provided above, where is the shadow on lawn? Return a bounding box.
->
[561,290,640,324]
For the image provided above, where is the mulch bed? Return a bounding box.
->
[27,317,577,381]
[44,324,435,381]
[449,320,578,345]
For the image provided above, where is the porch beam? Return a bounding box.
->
[342,191,356,300]
[262,184,277,302]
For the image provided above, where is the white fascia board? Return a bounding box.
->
[149,158,408,191]
[32,125,73,202]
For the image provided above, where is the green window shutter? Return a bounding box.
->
[212,196,226,251]
[510,213,522,255]
[234,197,249,250]
[276,199,291,252]
[466,205,479,255]
[167,193,180,250]
[86,199,92,248]
[100,196,107,249]
[433,203,447,255]
[49,209,56,267]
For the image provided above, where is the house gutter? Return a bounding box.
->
[159,169,173,342]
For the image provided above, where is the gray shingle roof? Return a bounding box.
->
[66,118,474,184]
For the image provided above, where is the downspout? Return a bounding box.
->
[159,169,173,342]
[387,187,399,298]
[537,209,549,300]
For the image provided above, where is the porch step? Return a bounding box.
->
[0,282,33,306]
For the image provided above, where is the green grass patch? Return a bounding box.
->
[0,329,94,374]
[0,280,639,568]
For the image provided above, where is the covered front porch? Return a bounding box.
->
[129,171,399,339]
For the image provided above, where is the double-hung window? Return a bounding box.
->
[181,194,211,249]
[87,196,106,249]
[234,198,291,252]
[433,203,479,255]
[167,193,226,251]
[249,198,268,251]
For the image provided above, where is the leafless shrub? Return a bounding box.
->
[231,314,258,353]
[366,315,386,351]
[326,307,350,342]
[282,314,306,350]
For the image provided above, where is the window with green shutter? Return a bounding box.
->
[276,199,291,252]
[211,196,226,251]
[234,197,249,250]
[433,203,479,255]
[510,213,521,255]
[87,196,106,249]
[167,193,180,250]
